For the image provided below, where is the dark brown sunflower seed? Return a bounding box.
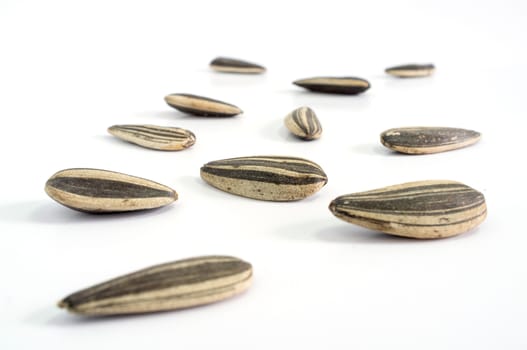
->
[210,57,266,74]
[200,156,328,201]
[284,107,322,140]
[329,180,487,239]
[293,77,370,95]
[45,168,177,213]
[380,127,481,154]
[164,93,242,117]
[108,124,196,151]
[385,63,435,77]
[58,255,252,316]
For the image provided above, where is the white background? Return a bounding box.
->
[1,0,527,348]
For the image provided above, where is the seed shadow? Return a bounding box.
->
[42,291,249,326]
[287,90,373,111]
[41,306,184,326]
[259,119,309,143]
[382,76,435,90]
[0,200,176,225]
[275,218,451,245]
[350,143,408,157]
[317,224,482,244]
[133,110,180,122]
[135,110,241,123]
[94,134,134,148]
[93,134,194,153]
[316,224,417,244]
[208,72,267,88]
[350,143,391,156]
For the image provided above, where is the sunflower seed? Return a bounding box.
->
[45,168,177,213]
[385,63,435,78]
[293,77,370,95]
[200,156,328,201]
[284,107,322,140]
[108,124,196,151]
[164,93,242,117]
[58,255,252,316]
[380,127,481,154]
[329,180,486,239]
[210,56,266,74]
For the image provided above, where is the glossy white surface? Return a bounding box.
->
[1,0,526,348]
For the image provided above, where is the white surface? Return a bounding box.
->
[1,0,527,348]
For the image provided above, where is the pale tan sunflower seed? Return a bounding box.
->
[45,168,177,213]
[284,107,322,140]
[210,57,266,74]
[58,255,252,316]
[385,63,435,77]
[164,93,242,117]
[200,156,328,201]
[293,77,370,95]
[380,127,481,154]
[108,124,196,151]
[329,180,486,239]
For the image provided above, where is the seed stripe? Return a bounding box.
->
[46,177,174,199]
[210,57,265,74]
[293,77,370,95]
[164,93,242,117]
[113,128,190,142]
[339,210,487,228]
[332,183,482,212]
[385,64,435,77]
[201,168,326,185]
[87,277,252,314]
[285,106,322,140]
[204,158,326,177]
[45,168,177,213]
[200,156,328,201]
[108,125,195,150]
[346,183,472,198]
[329,180,487,239]
[334,198,485,216]
[117,126,192,138]
[380,127,481,154]
[59,256,252,315]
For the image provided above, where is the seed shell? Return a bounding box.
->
[45,168,177,213]
[200,156,328,201]
[284,107,322,140]
[293,77,370,95]
[58,255,252,316]
[210,56,266,74]
[108,124,196,151]
[380,127,481,154]
[164,93,242,117]
[329,180,486,239]
[385,63,435,77]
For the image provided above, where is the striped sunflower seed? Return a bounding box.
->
[293,77,370,95]
[108,124,196,151]
[58,255,252,316]
[329,180,486,239]
[385,63,435,78]
[210,56,266,74]
[284,106,322,140]
[45,168,177,213]
[200,156,328,201]
[380,127,481,154]
[164,93,242,117]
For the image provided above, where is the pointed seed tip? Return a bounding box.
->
[58,299,69,309]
